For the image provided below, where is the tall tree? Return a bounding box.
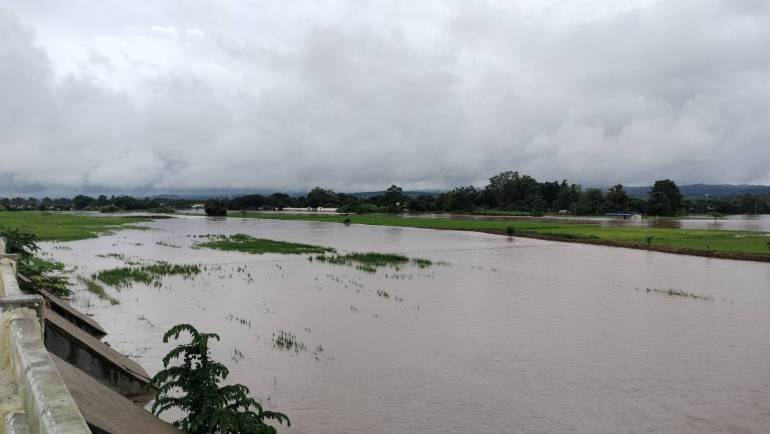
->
[575,188,605,215]
[604,184,630,211]
[307,187,337,208]
[383,185,407,212]
[648,179,682,216]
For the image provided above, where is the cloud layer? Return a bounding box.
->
[1,0,770,195]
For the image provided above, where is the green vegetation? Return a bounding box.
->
[239,212,770,260]
[152,324,289,434]
[0,211,151,241]
[76,276,119,305]
[196,234,335,255]
[92,262,201,288]
[315,252,433,272]
[0,227,71,296]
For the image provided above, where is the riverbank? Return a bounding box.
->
[237,212,770,262]
[0,211,153,241]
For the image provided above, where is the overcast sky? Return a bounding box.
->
[1,0,769,195]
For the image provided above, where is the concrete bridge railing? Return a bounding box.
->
[0,238,91,434]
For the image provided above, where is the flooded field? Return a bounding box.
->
[408,213,770,232]
[44,216,770,433]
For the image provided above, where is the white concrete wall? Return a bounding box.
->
[0,238,91,434]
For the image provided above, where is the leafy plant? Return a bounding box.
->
[0,227,39,258]
[0,227,71,296]
[152,324,290,434]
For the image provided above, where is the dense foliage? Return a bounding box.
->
[152,324,289,434]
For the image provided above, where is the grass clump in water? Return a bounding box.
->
[272,330,307,353]
[646,287,714,300]
[92,262,201,288]
[315,252,433,272]
[196,234,335,255]
[77,276,119,305]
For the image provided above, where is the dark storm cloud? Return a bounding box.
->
[1,1,769,195]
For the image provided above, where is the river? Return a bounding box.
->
[44,215,770,433]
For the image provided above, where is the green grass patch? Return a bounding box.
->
[0,211,153,241]
[92,262,201,288]
[77,275,119,305]
[196,233,335,255]
[239,212,770,259]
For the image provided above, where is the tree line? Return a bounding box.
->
[3,171,770,216]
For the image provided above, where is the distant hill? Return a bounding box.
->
[625,184,770,198]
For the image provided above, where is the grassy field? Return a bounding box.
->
[239,212,770,261]
[0,211,152,241]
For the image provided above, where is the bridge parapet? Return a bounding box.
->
[0,238,91,434]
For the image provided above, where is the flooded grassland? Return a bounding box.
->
[44,216,770,434]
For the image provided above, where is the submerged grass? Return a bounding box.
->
[196,233,335,255]
[314,251,433,272]
[646,287,714,300]
[92,262,201,288]
[76,275,119,305]
[272,330,307,353]
[0,211,153,241]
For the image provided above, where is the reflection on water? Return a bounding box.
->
[45,216,770,434]
[411,213,770,232]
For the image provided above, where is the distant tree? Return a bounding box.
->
[205,201,228,217]
[553,181,581,213]
[383,185,407,212]
[96,195,109,206]
[39,197,53,210]
[229,195,267,210]
[604,184,630,212]
[648,179,682,216]
[483,171,539,210]
[269,193,292,209]
[408,195,437,212]
[540,181,561,211]
[437,186,477,212]
[152,324,289,434]
[307,187,337,208]
[647,191,672,216]
[575,188,605,215]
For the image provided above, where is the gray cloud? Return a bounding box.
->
[1,0,770,196]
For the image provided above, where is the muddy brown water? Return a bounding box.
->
[43,216,770,433]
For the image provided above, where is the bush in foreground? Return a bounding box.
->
[152,323,289,434]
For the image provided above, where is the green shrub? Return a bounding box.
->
[152,324,289,433]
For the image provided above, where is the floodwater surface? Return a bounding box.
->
[44,216,770,433]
